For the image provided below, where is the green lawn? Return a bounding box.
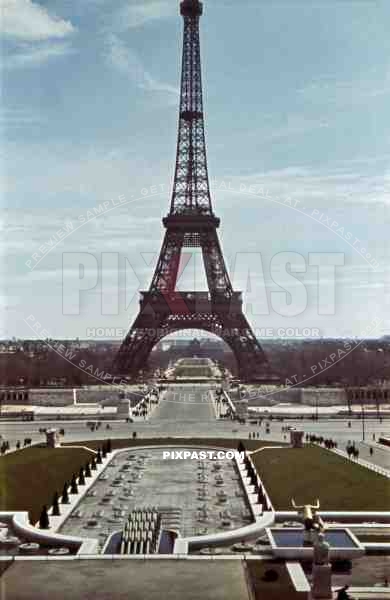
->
[252,444,390,511]
[0,446,94,523]
[63,437,283,452]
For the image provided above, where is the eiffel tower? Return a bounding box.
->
[115,0,267,381]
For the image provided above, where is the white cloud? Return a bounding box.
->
[2,41,75,69]
[299,69,390,105]
[106,34,179,99]
[1,0,75,41]
[1,0,76,70]
[258,117,329,143]
[220,162,390,209]
[113,1,175,31]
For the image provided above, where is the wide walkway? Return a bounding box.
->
[330,443,390,476]
[151,385,216,423]
[0,383,389,474]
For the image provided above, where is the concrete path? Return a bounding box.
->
[151,385,215,422]
[0,384,389,469]
[357,441,390,471]
[0,559,250,600]
[327,446,390,478]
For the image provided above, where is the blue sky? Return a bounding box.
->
[1,0,389,340]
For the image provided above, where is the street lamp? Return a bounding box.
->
[361,402,365,442]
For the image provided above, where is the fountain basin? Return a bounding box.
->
[267,527,365,560]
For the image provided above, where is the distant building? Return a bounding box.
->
[299,387,346,406]
[0,388,29,405]
[345,386,390,404]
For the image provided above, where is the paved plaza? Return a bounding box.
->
[151,385,216,423]
[59,446,251,546]
[0,559,250,600]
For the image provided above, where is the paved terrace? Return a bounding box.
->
[0,559,251,600]
[59,447,252,549]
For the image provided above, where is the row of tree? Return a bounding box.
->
[1,337,387,385]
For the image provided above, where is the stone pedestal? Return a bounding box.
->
[290,429,304,448]
[311,563,332,599]
[45,428,60,448]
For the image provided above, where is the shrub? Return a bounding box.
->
[52,491,60,516]
[39,505,50,529]
[61,482,70,504]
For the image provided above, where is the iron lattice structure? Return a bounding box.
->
[115,0,267,381]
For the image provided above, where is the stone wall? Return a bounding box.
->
[29,386,144,407]
[299,387,347,406]
[245,385,347,407]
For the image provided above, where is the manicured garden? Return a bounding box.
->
[252,444,390,511]
[2,440,387,528]
[0,446,94,523]
[0,438,282,524]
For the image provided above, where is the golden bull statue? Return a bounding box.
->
[291,499,325,532]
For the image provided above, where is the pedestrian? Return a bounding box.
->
[336,584,354,600]
[369,447,373,457]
